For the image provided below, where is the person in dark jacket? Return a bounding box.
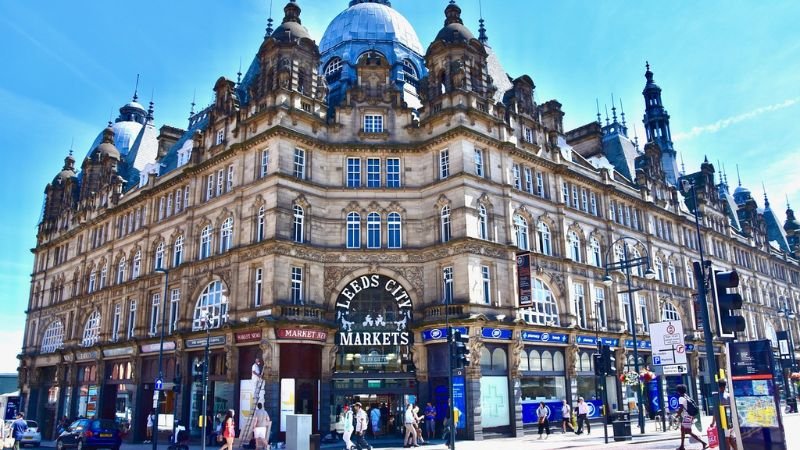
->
[11,413,28,450]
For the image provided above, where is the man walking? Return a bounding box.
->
[575,397,590,435]
[675,384,708,450]
[352,403,371,450]
[11,413,27,450]
[423,402,436,440]
[252,402,271,450]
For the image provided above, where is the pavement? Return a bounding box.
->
[33,413,800,450]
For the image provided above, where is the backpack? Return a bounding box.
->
[684,395,699,417]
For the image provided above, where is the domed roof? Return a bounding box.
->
[319,2,423,55]
[785,207,800,232]
[89,120,144,159]
[270,1,312,42]
[94,126,121,160]
[434,2,475,44]
[53,154,78,183]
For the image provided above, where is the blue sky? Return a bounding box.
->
[0,0,798,372]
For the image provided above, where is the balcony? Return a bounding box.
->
[271,303,328,323]
[422,302,515,323]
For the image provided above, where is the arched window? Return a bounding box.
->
[440,205,451,243]
[388,212,402,249]
[491,348,507,371]
[513,215,529,251]
[367,212,381,249]
[292,205,304,243]
[154,242,165,270]
[765,321,777,347]
[655,256,664,281]
[132,251,141,279]
[568,231,581,262]
[219,217,233,253]
[478,205,488,240]
[529,350,542,371]
[199,226,212,259]
[589,237,602,267]
[82,310,101,347]
[519,349,529,371]
[324,57,343,78]
[631,248,643,276]
[537,222,552,256]
[399,59,419,87]
[614,244,625,262]
[347,212,361,249]
[117,257,127,284]
[480,348,491,370]
[580,352,592,372]
[662,303,680,321]
[88,269,97,293]
[541,350,554,371]
[173,236,184,267]
[521,279,560,325]
[40,320,64,353]
[553,351,565,371]
[668,260,677,285]
[256,206,265,243]
[192,281,228,331]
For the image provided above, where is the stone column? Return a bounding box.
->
[509,335,524,437]
[260,330,280,430]
[466,334,484,441]
[320,343,337,437]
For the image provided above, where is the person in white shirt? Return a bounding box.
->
[560,399,574,433]
[403,403,418,448]
[252,358,263,401]
[536,402,550,439]
[341,405,355,450]
[675,384,707,450]
[575,397,590,435]
[146,411,155,443]
[352,403,371,450]
[252,403,271,450]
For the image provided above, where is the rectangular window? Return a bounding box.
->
[215,129,224,145]
[594,288,607,329]
[639,296,649,332]
[622,295,633,333]
[347,157,361,188]
[562,182,569,204]
[294,148,306,179]
[226,164,234,192]
[572,185,579,209]
[524,167,533,193]
[99,265,107,289]
[364,114,384,133]
[127,300,137,339]
[112,304,121,342]
[581,189,588,212]
[386,158,401,188]
[216,169,224,196]
[183,186,190,209]
[254,268,263,307]
[291,266,303,305]
[260,149,270,178]
[512,164,521,190]
[535,172,544,197]
[574,283,586,328]
[523,126,533,144]
[206,174,214,200]
[481,265,491,305]
[632,208,639,229]
[590,193,598,216]
[443,266,454,304]
[175,189,182,213]
[367,158,381,187]
[149,293,161,336]
[158,197,165,221]
[617,204,624,225]
[474,149,484,177]
[169,289,180,334]
[167,194,173,217]
[625,205,632,227]
[439,149,450,179]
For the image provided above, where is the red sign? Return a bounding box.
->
[235,330,263,343]
[516,253,532,307]
[277,328,328,342]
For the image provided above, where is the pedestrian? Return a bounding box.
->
[352,403,372,450]
[219,409,236,450]
[575,397,590,435]
[11,413,27,450]
[423,402,436,440]
[560,399,574,433]
[342,405,355,450]
[380,403,389,433]
[441,400,461,442]
[709,379,737,450]
[252,357,264,401]
[536,402,550,440]
[675,384,708,450]
[146,410,155,443]
[253,403,271,450]
[369,404,381,437]
[403,403,418,448]
[412,405,425,445]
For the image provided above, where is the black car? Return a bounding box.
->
[55,419,121,450]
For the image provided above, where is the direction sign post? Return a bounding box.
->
[650,321,687,376]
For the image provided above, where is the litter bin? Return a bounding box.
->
[309,433,320,450]
[787,398,798,413]
[610,411,632,442]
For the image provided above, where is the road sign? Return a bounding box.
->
[662,364,688,375]
[650,321,687,367]
[155,377,163,391]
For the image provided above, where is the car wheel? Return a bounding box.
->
[76,440,83,450]
[56,440,64,450]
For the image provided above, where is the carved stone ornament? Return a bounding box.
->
[509,336,525,379]
[565,342,579,378]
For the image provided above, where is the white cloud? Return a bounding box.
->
[0,330,24,373]
[674,98,800,141]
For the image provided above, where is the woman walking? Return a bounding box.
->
[560,399,574,433]
[219,409,236,450]
[403,403,418,448]
[342,405,355,450]
[536,402,550,440]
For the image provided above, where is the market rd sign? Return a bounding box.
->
[277,328,328,342]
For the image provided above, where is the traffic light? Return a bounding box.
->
[712,269,745,338]
[601,344,616,376]
[593,352,604,377]
[451,329,470,369]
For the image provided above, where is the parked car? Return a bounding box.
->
[55,419,121,450]
[2,420,41,448]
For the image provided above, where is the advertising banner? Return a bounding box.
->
[729,340,787,449]
[280,378,295,432]
[452,376,467,430]
[479,376,510,428]
[522,399,603,424]
[516,253,532,307]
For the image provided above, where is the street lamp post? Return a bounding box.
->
[602,237,656,435]
[153,268,169,450]
[594,299,609,444]
[779,308,798,403]
[201,309,211,450]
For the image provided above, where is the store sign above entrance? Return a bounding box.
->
[185,335,226,348]
[481,328,512,340]
[521,331,568,343]
[624,339,652,349]
[141,341,176,353]
[576,336,621,347]
[277,328,328,342]
[235,330,262,343]
[422,327,468,342]
[335,274,413,346]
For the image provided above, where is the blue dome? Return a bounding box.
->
[319,2,423,55]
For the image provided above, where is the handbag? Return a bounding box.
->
[3,437,15,449]
[216,434,224,443]
[707,425,719,448]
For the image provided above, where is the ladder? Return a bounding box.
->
[238,378,266,449]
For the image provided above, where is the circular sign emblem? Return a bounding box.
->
[669,397,679,409]
[541,333,550,341]
[431,328,443,339]
[676,344,685,354]
[667,324,676,335]
[491,329,502,338]
[587,402,596,416]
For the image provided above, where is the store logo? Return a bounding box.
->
[541,333,550,342]
[430,328,443,339]
[335,274,413,347]
[491,329,502,338]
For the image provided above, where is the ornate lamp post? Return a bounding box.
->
[778,308,798,402]
[602,236,656,435]
[153,268,169,450]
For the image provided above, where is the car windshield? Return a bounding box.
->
[26,421,37,429]
[90,420,117,431]
[70,420,89,431]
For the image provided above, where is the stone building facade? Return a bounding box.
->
[21,0,800,442]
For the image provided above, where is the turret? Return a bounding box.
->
[642,62,679,185]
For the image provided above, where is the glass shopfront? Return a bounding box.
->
[576,350,599,401]
[188,350,231,438]
[520,346,566,425]
[76,364,99,418]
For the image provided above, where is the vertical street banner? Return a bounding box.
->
[452,375,466,430]
[729,340,787,450]
[516,253,532,307]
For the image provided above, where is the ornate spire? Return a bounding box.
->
[265,0,274,37]
[619,97,626,127]
[680,152,685,174]
[604,104,610,126]
[595,98,601,124]
[147,89,155,121]
[132,74,140,102]
[282,0,301,24]
[477,0,488,43]
[189,89,196,120]
[237,57,242,85]
[444,1,463,26]
[763,182,770,208]
[633,124,640,150]
[611,93,618,123]
[736,164,742,186]
[645,61,653,83]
